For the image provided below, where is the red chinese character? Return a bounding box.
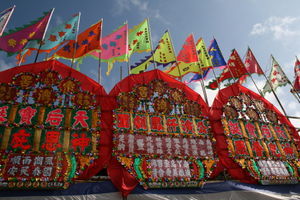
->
[10,129,31,150]
[150,116,163,131]
[18,106,37,125]
[0,105,9,123]
[71,133,90,152]
[228,121,242,136]
[196,120,207,134]
[116,113,130,129]
[261,124,272,138]
[45,109,64,126]
[42,131,62,151]
[252,141,264,157]
[274,126,287,139]
[73,110,89,128]
[234,140,248,155]
[182,119,194,134]
[245,123,257,137]
[134,115,147,130]
[282,143,294,157]
[268,142,281,158]
[166,118,178,133]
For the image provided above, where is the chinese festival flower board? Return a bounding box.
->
[0,60,109,189]
[210,83,300,185]
[109,70,217,193]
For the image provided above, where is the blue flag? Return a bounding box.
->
[208,38,226,68]
[188,69,210,83]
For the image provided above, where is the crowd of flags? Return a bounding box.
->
[0,6,299,103]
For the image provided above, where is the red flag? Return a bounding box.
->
[293,58,300,91]
[208,49,248,89]
[177,34,198,63]
[239,48,264,83]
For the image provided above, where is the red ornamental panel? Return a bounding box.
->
[109,70,217,193]
[211,83,300,185]
[0,60,108,189]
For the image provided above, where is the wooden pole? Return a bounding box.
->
[97,19,103,84]
[168,30,182,81]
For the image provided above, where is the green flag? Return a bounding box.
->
[128,19,151,56]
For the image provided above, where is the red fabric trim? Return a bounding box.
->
[210,83,299,183]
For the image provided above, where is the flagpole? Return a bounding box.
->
[168,30,182,81]
[0,5,15,37]
[34,8,55,63]
[147,18,157,70]
[192,34,209,105]
[261,55,289,116]
[97,19,103,84]
[71,12,81,68]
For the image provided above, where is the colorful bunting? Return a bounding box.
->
[207,49,248,89]
[0,6,15,37]
[52,20,102,62]
[128,19,151,56]
[89,23,128,76]
[166,34,201,77]
[293,58,300,92]
[239,48,264,84]
[130,30,176,74]
[0,9,54,55]
[262,56,288,95]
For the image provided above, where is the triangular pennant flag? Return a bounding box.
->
[129,30,176,74]
[52,20,102,61]
[187,38,213,83]
[239,48,264,84]
[0,9,53,55]
[166,34,201,77]
[208,38,226,68]
[207,49,248,89]
[0,6,15,37]
[128,19,151,56]
[262,56,288,95]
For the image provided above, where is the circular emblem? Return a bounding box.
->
[153,98,172,114]
[223,105,238,119]
[246,108,259,121]
[229,97,243,110]
[118,93,138,111]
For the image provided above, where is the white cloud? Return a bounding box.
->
[113,0,170,25]
[250,16,300,40]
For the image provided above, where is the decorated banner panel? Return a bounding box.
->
[211,83,300,185]
[109,69,217,192]
[0,60,108,189]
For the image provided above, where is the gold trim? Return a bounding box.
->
[254,122,263,139]
[1,127,12,150]
[33,129,42,151]
[63,130,70,152]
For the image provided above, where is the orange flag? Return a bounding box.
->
[52,20,102,61]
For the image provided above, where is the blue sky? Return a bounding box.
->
[0,0,299,127]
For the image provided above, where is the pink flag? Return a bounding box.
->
[0,9,53,55]
[89,23,128,75]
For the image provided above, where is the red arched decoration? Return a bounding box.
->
[108,69,215,197]
[0,60,113,187]
[210,83,299,184]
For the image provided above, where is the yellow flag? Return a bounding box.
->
[196,38,213,68]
